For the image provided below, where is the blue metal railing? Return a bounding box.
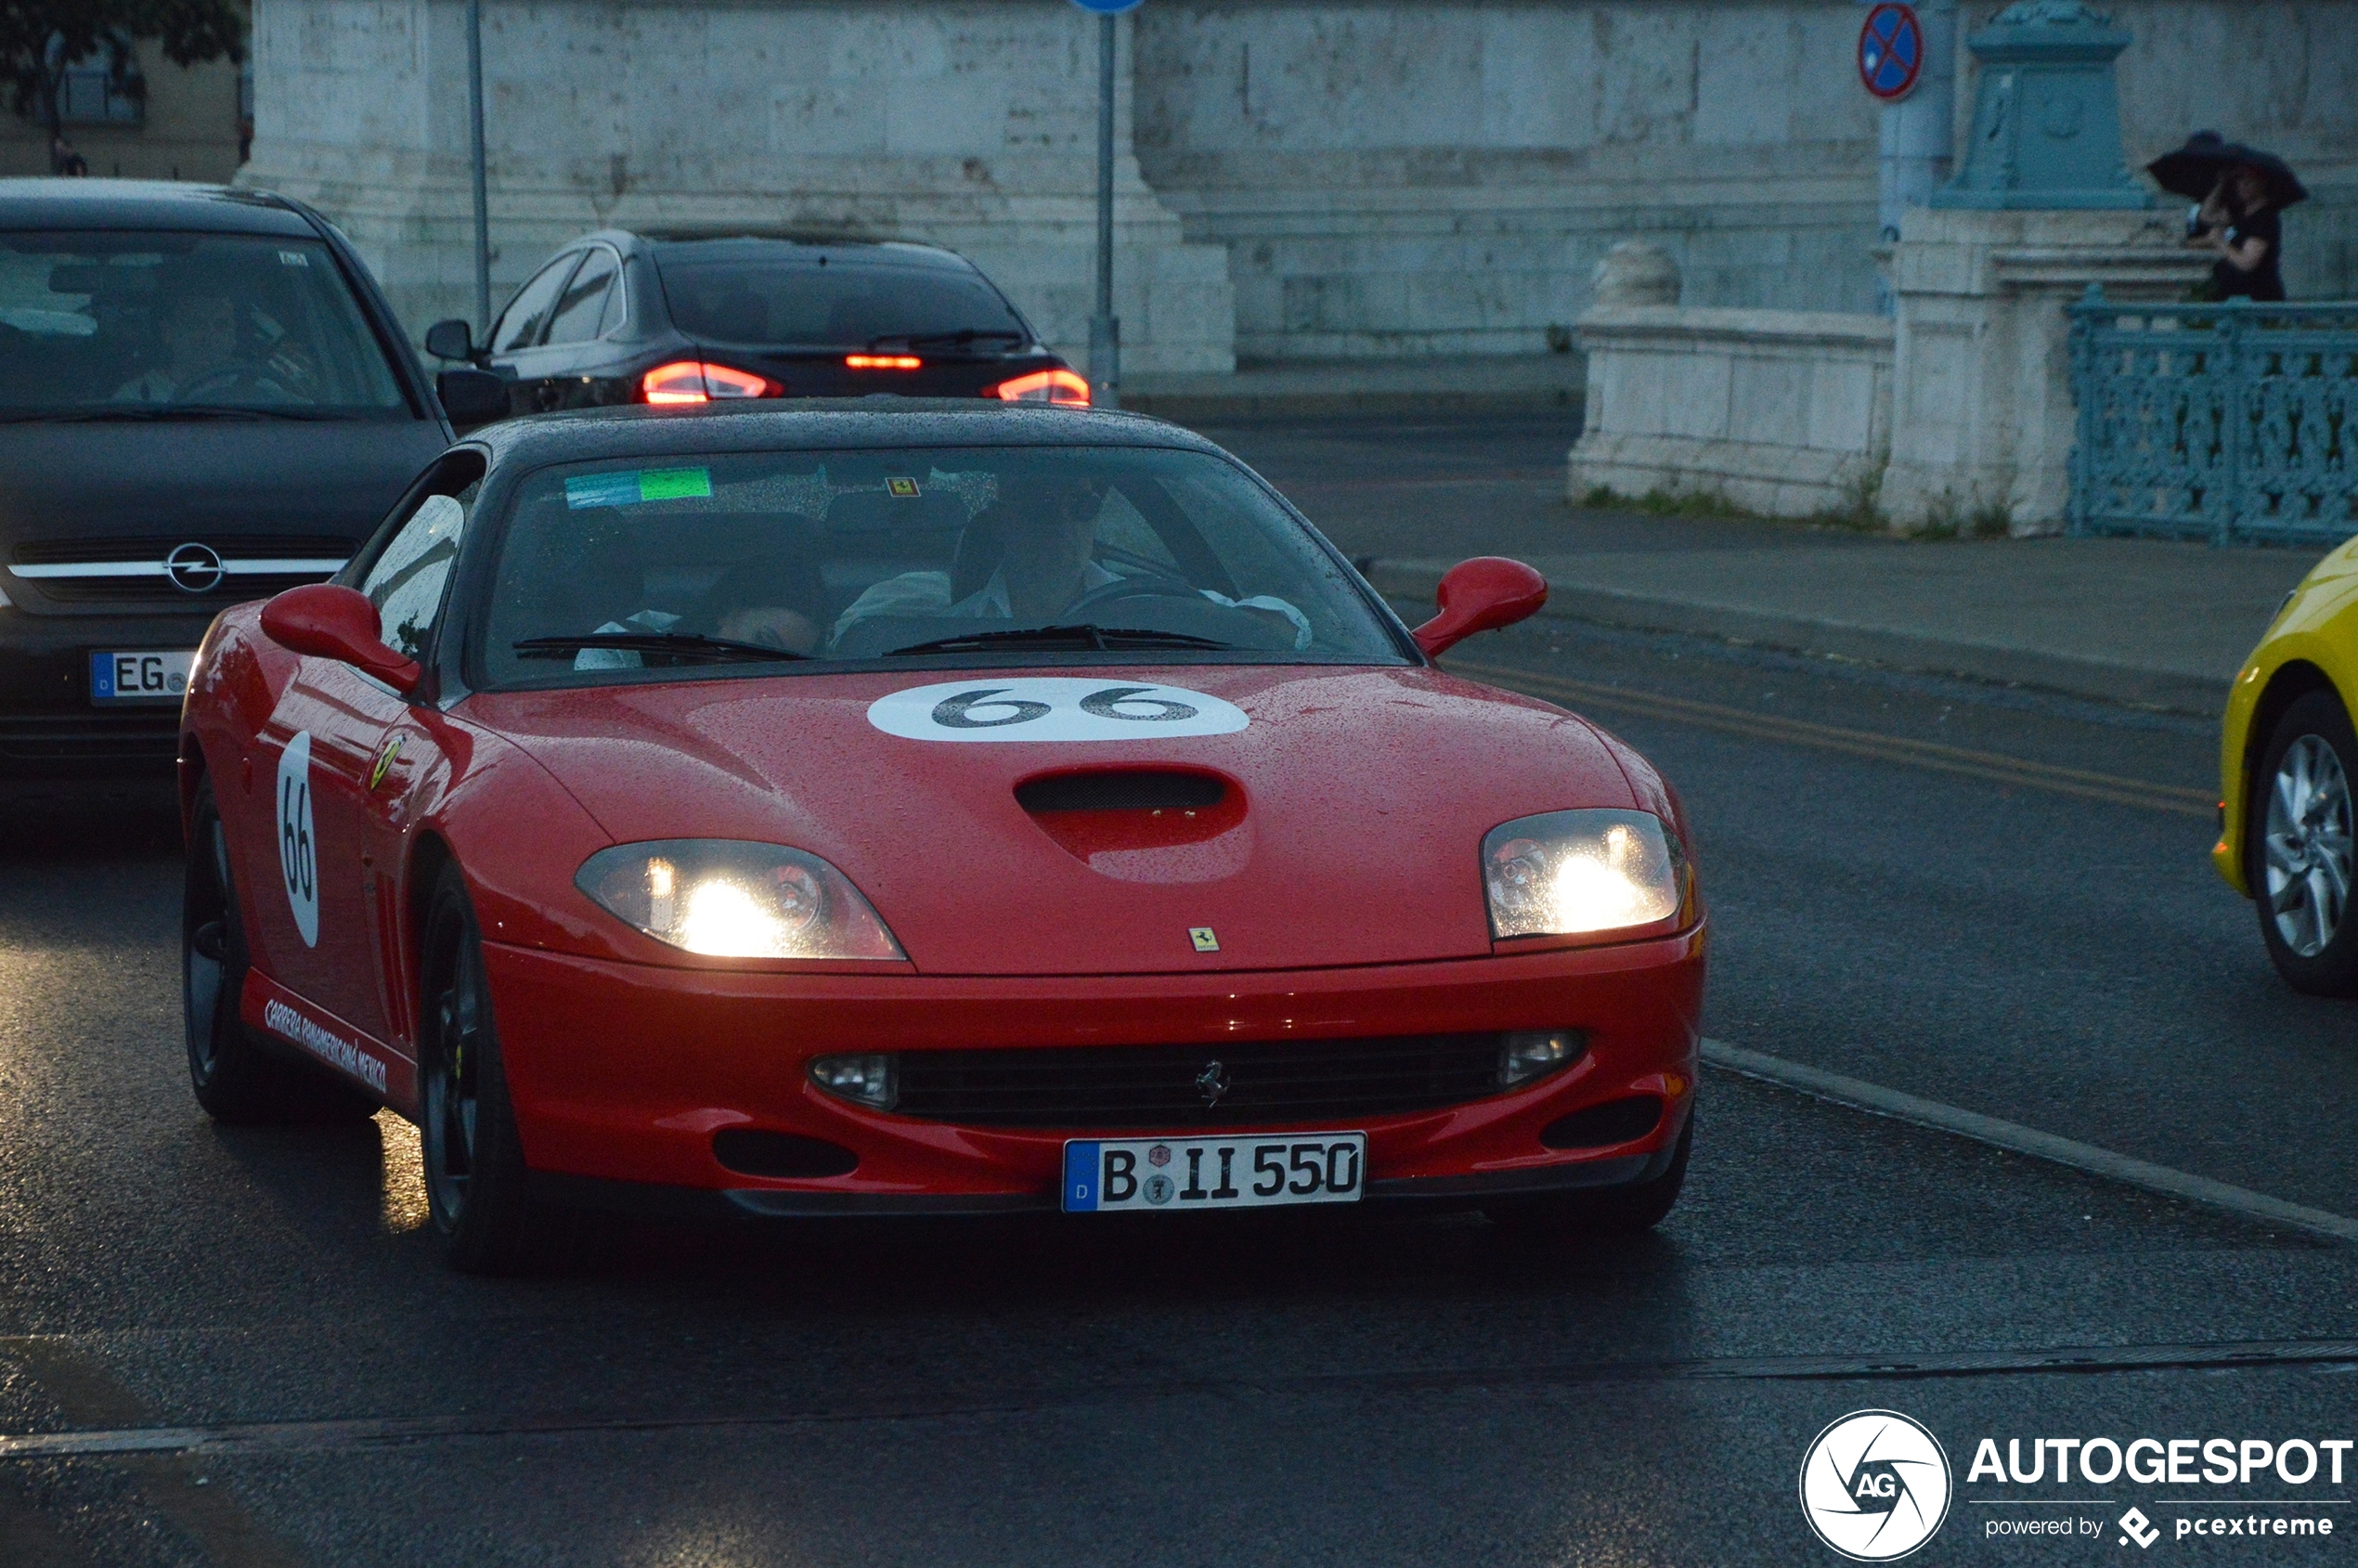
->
[2067,288,2358,545]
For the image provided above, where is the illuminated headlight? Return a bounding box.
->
[576,840,904,960]
[809,1053,897,1109]
[1500,1029,1586,1088]
[1482,810,1687,939]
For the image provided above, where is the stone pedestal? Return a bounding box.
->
[240,0,1235,372]
[1879,206,2206,533]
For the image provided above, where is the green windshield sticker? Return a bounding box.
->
[564,467,713,510]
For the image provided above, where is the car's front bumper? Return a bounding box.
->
[0,605,215,776]
[483,927,1706,1213]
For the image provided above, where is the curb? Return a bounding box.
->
[1367,561,2231,718]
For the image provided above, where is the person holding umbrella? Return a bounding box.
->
[2149,131,2306,302]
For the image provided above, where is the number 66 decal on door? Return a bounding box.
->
[276,730,319,946]
[867,678,1249,744]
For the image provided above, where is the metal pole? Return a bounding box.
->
[1088,11,1120,408]
[466,0,491,336]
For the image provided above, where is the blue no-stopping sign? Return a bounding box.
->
[1858,3,1924,101]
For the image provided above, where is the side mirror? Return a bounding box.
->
[436,368,509,429]
[1412,557,1548,658]
[422,317,477,362]
[261,584,422,693]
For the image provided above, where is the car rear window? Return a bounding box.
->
[478,445,1407,687]
[654,252,1030,351]
[0,230,409,417]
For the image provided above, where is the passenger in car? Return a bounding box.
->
[568,550,823,669]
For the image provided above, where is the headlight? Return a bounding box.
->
[1482,810,1686,940]
[577,840,904,960]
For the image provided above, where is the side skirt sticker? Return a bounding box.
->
[240,971,414,1107]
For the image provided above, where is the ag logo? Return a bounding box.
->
[275,730,318,948]
[1798,1409,1950,1561]
[866,678,1248,744]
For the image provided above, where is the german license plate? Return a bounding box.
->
[1062,1133,1366,1212]
[89,649,197,704]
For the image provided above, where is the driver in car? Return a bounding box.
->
[112,283,304,405]
[827,473,1311,651]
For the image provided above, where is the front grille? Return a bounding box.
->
[0,713,178,765]
[8,535,353,604]
[892,1033,1507,1129]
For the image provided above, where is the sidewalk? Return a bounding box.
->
[1369,533,2327,717]
[1122,355,1585,421]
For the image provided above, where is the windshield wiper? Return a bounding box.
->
[512,631,812,664]
[0,405,350,423]
[881,624,1234,656]
[865,329,1029,351]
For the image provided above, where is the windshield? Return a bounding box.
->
[479,445,1406,687]
[655,251,1030,350]
[0,230,409,418]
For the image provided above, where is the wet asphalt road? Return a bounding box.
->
[2,414,2353,1566]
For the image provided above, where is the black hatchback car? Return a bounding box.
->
[426,231,1090,418]
[0,180,496,777]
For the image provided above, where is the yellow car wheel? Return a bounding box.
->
[2253,690,2358,994]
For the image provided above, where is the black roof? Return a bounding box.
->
[0,178,317,237]
[598,229,979,273]
[471,399,1212,471]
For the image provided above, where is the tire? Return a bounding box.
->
[1486,1113,1692,1240]
[420,861,541,1273]
[2251,690,2358,996]
[184,782,377,1123]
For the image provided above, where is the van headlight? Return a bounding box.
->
[1482,810,1686,939]
[577,840,904,960]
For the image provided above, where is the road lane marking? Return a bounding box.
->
[1703,1038,2358,1244]
[0,1337,308,1563]
[1448,661,2215,817]
[4,1339,2356,1461]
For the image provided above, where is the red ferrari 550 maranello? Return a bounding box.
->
[178,401,1706,1271]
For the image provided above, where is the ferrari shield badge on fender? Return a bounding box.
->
[867,678,1249,744]
[1189,927,1220,952]
[368,733,404,791]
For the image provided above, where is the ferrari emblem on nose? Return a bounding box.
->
[1195,1060,1231,1107]
[1188,927,1219,952]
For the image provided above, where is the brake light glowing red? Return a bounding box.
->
[987,368,1092,407]
[639,361,776,405]
[845,355,923,370]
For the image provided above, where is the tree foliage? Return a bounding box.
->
[0,2,246,136]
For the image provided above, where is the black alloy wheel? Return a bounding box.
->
[2252,690,2358,995]
[184,781,375,1123]
[1485,1113,1693,1240]
[421,861,538,1272]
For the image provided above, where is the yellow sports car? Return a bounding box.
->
[2217,537,2358,993]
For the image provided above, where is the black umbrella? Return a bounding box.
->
[2148,130,2308,210]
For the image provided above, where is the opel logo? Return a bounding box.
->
[163,542,225,595]
[1195,1060,1230,1108]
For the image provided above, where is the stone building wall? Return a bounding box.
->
[240,0,2356,365]
[1134,0,2357,363]
[240,0,1237,373]
[0,48,244,182]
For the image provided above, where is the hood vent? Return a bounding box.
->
[1017,769,1247,878]
[1016,770,1227,814]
